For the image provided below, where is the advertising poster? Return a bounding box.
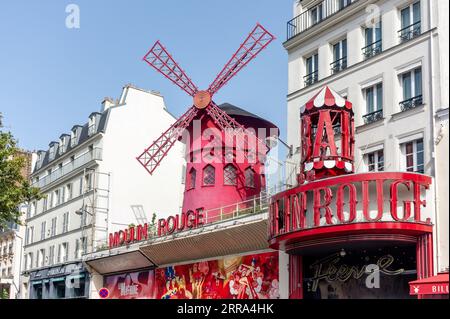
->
[156,251,280,299]
[104,269,156,299]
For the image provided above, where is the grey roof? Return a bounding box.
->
[218,103,279,131]
[33,109,110,173]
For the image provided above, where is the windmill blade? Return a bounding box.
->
[143,41,199,97]
[208,24,275,96]
[137,106,199,175]
[205,101,269,160]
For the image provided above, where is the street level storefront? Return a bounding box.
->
[84,195,282,299]
[28,262,90,299]
[268,86,439,299]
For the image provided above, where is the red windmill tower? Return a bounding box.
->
[137,24,279,219]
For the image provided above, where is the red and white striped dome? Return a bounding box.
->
[301,86,352,113]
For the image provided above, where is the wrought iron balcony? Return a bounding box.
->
[398,21,421,43]
[304,71,318,87]
[362,40,382,59]
[286,0,359,41]
[330,56,347,74]
[399,95,423,112]
[363,109,383,124]
[31,148,102,189]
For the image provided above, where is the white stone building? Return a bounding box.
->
[283,0,448,281]
[21,84,185,299]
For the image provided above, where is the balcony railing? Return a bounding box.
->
[398,21,421,43]
[363,109,383,124]
[362,40,382,59]
[94,193,269,252]
[304,71,318,87]
[286,0,359,41]
[399,95,423,112]
[330,56,347,74]
[31,148,102,189]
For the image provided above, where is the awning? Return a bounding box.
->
[139,213,269,266]
[409,273,449,295]
[84,250,156,275]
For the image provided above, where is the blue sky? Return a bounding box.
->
[0,1,292,151]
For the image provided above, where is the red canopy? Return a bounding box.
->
[409,272,449,295]
[302,86,353,113]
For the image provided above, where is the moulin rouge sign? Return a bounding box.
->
[109,209,205,249]
[269,172,433,239]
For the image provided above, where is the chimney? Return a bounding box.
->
[101,97,115,111]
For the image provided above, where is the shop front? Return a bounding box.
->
[84,196,282,300]
[28,262,90,299]
[268,86,437,299]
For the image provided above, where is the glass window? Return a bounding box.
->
[403,138,424,173]
[203,165,215,186]
[188,168,196,189]
[366,150,384,172]
[245,167,256,188]
[224,165,237,186]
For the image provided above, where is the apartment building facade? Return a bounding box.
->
[21,84,185,299]
[276,0,448,298]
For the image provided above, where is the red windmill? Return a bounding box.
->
[137,24,278,218]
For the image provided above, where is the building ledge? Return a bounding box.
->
[390,104,425,122]
[355,118,385,133]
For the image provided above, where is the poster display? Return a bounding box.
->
[156,251,279,299]
[104,269,156,299]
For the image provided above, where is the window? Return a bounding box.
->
[75,237,87,259]
[338,0,351,9]
[363,21,382,58]
[40,221,46,241]
[28,252,33,270]
[85,172,93,191]
[27,226,34,245]
[49,145,56,160]
[49,245,55,266]
[65,183,73,201]
[54,189,60,207]
[71,129,79,147]
[88,117,96,136]
[42,195,48,212]
[366,150,384,172]
[203,165,215,186]
[188,168,196,190]
[399,2,421,42]
[331,39,347,74]
[51,217,57,237]
[363,83,383,124]
[245,167,256,188]
[305,53,319,86]
[310,3,323,25]
[39,249,45,267]
[62,212,69,233]
[402,138,424,173]
[400,67,422,111]
[224,164,237,186]
[59,242,69,263]
[59,137,66,154]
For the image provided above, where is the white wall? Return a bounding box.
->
[101,86,185,234]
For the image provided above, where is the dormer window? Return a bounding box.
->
[49,143,57,161]
[59,136,68,154]
[88,117,96,136]
[71,128,79,147]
